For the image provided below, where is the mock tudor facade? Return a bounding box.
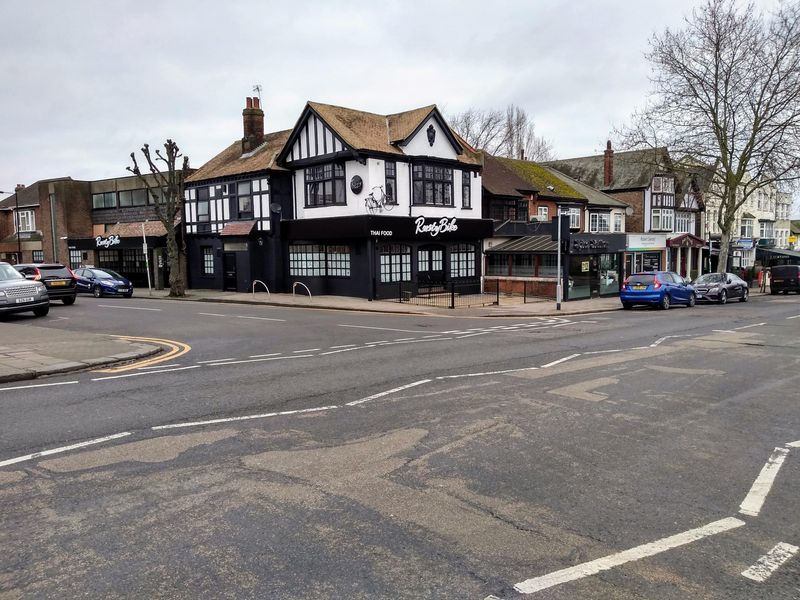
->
[184,98,492,299]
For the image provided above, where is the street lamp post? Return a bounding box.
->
[0,190,22,262]
[547,185,563,311]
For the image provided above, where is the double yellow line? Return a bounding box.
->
[93,335,192,373]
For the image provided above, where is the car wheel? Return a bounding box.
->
[660,294,671,310]
[33,305,49,317]
[622,302,632,310]
[62,296,76,305]
[739,288,748,302]
[93,285,102,298]
[687,293,696,308]
[719,290,727,305]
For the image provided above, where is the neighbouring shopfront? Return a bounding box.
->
[566,233,627,299]
[68,223,171,289]
[667,233,707,280]
[282,214,494,300]
[625,233,668,276]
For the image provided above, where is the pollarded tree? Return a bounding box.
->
[621,0,800,271]
[127,140,190,297]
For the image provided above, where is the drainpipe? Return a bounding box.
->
[49,192,58,262]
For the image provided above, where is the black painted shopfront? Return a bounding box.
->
[68,233,168,289]
[282,215,494,299]
[566,233,627,299]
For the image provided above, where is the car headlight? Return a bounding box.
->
[37,283,47,294]
[0,291,6,298]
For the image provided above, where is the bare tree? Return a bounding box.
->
[127,140,190,297]
[449,104,554,161]
[620,0,800,271]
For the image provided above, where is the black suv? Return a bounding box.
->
[14,263,77,305]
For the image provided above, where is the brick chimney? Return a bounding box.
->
[242,96,265,153]
[603,140,614,187]
[14,184,25,192]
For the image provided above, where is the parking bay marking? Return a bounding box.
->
[739,447,791,516]
[0,432,132,468]
[513,517,745,594]
[742,542,799,582]
[0,380,78,392]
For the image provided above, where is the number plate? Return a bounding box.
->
[49,281,66,286]
[118,288,129,292]
[15,297,34,303]
[773,279,783,283]
[634,285,646,290]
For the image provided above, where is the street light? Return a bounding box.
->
[0,189,22,262]
[547,185,562,311]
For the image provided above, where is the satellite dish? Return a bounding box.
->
[270,202,282,213]
[625,206,634,216]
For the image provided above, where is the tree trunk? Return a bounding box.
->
[718,229,731,274]
[165,229,185,297]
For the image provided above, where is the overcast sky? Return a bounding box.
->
[1,0,793,210]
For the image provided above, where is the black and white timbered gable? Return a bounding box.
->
[280,105,353,167]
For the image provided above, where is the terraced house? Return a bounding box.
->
[184,98,493,298]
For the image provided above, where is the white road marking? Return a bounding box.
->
[712,330,736,334]
[236,315,286,322]
[392,338,415,342]
[650,334,691,347]
[320,346,371,356]
[739,447,790,516]
[248,353,282,358]
[583,348,625,355]
[786,315,800,320]
[787,440,800,448]
[196,358,237,364]
[151,405,339,430]
[293,348,320,353]
[338,324,438,334]
[735,322,766,330]
[0,432,132,468]
[456,332,491,339]
[91,365,200,381]
[541,354,581,368]
[98,304,161,311]
[741,542,799,582]
[550,322,579,328]
[138,363,181,370]
[0,380,79,392]
[346,379,431,406]
[513,517,745,594]
[207,355,313,366]
[436,366,539,379]
[197,312,227,317]
[330,344,357,348]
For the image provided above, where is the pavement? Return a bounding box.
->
[0,287,771,383]
[0,323,161,383]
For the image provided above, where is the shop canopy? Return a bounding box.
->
[486,235,558,253]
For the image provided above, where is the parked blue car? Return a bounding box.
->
[620,271,695,310]
[74,268,134,298]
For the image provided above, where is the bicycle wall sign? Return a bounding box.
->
[95,234,121,248]
[415,216,458,238]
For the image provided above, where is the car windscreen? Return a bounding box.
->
[37,265,72,278]
[0,264,25,281]
[627,274,655,285]
[694,273,724,284]
[94,270,122,279]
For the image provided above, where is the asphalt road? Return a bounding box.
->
[1,293,799,599]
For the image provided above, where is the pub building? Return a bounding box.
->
[184,98,493,298]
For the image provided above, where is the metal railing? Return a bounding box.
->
[251,279,270,298]
[394,278,499,309]
[292,281,312,301]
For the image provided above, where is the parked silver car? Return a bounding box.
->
[0,262,49,317]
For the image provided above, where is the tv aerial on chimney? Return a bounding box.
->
[252,84,262,103]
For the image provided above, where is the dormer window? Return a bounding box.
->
[305,163,346,207]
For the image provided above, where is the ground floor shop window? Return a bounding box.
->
[599,253,620,295]
[539,255,558,277]
[450,243,476,278]
[418,246,443,275]
[202,246,214,275]
[289,243,352,278]
[568,256,593,300]
[32,250,44,263]
[378,244,411,283]
[69,250,83,269]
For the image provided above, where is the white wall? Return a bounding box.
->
[401,116,460,160]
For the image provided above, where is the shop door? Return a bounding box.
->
[417,245,445,289]
[223,252,238,291]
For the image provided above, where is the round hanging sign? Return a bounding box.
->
[350,175,363,194]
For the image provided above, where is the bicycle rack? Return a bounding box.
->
[251,279,270,299]
[292,281,312,302]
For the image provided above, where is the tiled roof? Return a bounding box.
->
[219,221,257,236]
[187,129,292,183]
[486,235,558,253]
[544,147,672,191]
[306,102,480,165]
[494,157,584,200]
[105,220,175,238]
[481,152,538,197]
[542,167,628,208]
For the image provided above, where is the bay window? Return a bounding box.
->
[589,213,610,233]
[651,208,674,231]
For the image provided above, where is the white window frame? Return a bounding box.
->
[569,207,580,229]
[16,209,35,232]
[740,218,753,238]
[589,213,610,233]
[613,213,623,232]
[651,208,674,231]
[537,206,549,221]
